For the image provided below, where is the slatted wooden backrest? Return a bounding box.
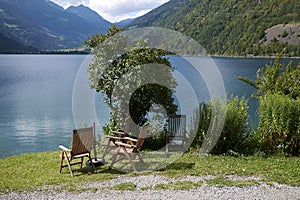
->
[135,123,149,150]
[123,114,131,134]
[167,115,186,137]
[71,127,93,156]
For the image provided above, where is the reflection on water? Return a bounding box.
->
[0,55,86,158]
[0,115,75,158]
[14,116,73,138]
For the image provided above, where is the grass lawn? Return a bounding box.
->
[0,151,300,193]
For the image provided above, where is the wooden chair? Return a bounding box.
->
[101,115,132,159]
[59,127,95,176]
[109,123,149,172]
[165,115,186,153]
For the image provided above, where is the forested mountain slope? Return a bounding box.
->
[130,0,300,56]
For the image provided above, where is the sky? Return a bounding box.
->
[50,0,169,23]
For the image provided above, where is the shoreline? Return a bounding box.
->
[1,53,300,59]
[209,54,300,59]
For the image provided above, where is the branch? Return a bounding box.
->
[236,76,258,89]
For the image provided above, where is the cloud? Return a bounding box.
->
[89,0,169,22]
[50,0,89,8]
[50,0,169,22]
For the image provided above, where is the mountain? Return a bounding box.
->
[115,18,135,28]
[0,33,38,53]
[129,0,300,57]
[66,5,111,33]
[0,0,112,52]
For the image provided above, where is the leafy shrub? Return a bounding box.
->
[191,102,211,150]
[143,130,166,150]
[191,96,250,155]
[238,57,300,100]
[257,93,300,156]
[213,97,250,154]
[238,56,300,156]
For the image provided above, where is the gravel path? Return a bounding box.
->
[1,175,300,200]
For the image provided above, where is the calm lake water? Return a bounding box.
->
[0,55,298,158]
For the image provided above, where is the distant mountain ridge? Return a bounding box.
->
[115,18,135,28]
[129,0,300,57]
[66,5,111,32]
[0,0,112,53]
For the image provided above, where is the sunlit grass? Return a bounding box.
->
[105,150,183,172]
[0,151,122,193]
[0,150,299,194]
[159,153,300,186]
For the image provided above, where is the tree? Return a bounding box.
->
[83,25,124,49]
[84,26,177,130]
[237,54,300,99]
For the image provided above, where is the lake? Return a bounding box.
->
[0,55,298,158]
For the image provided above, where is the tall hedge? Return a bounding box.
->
[258,93,300,155]
[191,96,250,155]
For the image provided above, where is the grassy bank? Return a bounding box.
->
[0,151,300,193]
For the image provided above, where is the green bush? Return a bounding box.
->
[238,57,300,156]
[257,93,300,156]
[191,102,211,149]
[143,130,166,150]
[214,97,250,154]
[191,96,250,155]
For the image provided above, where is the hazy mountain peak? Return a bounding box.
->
[66,4,111,29]
[47,0,64,10]
[67,4,86,9]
